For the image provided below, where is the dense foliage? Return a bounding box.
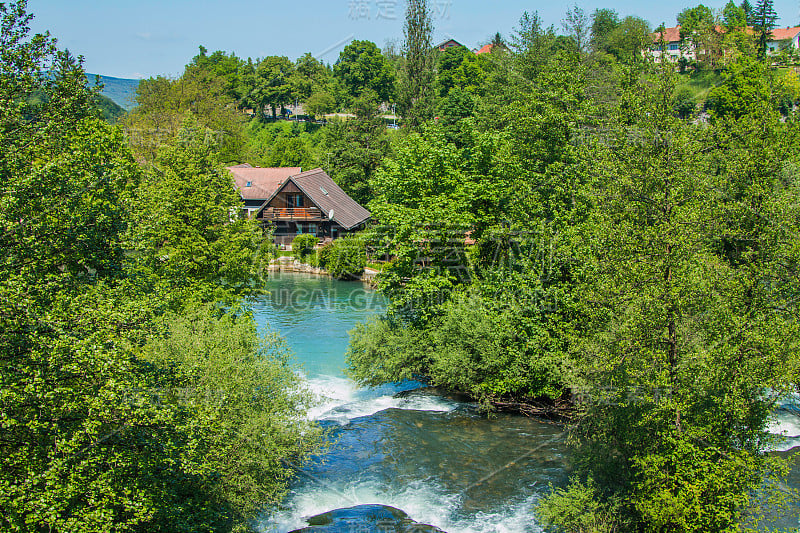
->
[291,233,319,263]
[0,3,322,532]
[321,235,367,280]
[5,0,800,530]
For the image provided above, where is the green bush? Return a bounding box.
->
[536,477,629,533]
[324,235,366,280]
[672,86,696,119]
[292,234,318,263]
[317,241,334,269]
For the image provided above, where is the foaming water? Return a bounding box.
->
[263,478,547,533]
[304,375,458,424]
[766,394,800,452]
[260,408,566,533]
[253,273,800,532]
[252,273,565,532]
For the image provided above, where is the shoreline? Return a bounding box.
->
[267,256,379,285]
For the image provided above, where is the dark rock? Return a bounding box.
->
[288,504,446,532]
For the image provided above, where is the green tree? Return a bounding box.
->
[753,0,778,60]
[138,304,324,532]
[590,8,620,54]
[304,90,337,118]
[323,234,367,279]
[398,0,435,127]
[435,44,474,97]
[542,63,800,533]
[563,5,590,56]
[243,55,295,119]
[320,91,389,205]
[677,4,715,35]
[510,11,558,81]
[0,5,324,532]
[677,5,724,68]
[722,0,748,30]
[436,87,475,147]
[122,68,247,163]
[188,46,246,101]
[605,16,652,64]
[127,126,269,306]
[333,40,395,103]
[740,0,754,25]
[706,56,772,118]
[291,52,331,104]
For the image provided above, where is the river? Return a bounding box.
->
[252,272,800,532]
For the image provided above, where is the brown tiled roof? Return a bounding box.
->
[265,168,371,230]
[226,166,302,200]
[475,43,495,54]
[771,27,800,41]
[653,25,682,43]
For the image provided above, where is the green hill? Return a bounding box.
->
[94,93,126,123]
[86,74,140,110]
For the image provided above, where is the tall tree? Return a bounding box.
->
[510,11,558,80]
[722,0,748,30]
[740,0,754,25]
[320,91,389,205]
[605,16,652,64]
[187,46,245,101]
[122,68,247,164]
[399,0,435,128]
[333,40,395,103]
[677,4,723,68]
[677,4,715,35]
[590,8,620,54]
[753,0,778,60]
[563,5,590,56]
[291,52,331,103]
[243,55,295,119]
[538,61,800,533]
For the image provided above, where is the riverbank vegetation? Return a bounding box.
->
[4,0,800,530]
[0,3,322,532]
[347,3,800,533]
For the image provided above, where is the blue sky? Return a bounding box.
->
[29,0,800,79]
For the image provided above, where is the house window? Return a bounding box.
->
[288,194,303,207]
[669,43,679,51]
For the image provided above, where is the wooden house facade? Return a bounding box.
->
[227,166,371,246]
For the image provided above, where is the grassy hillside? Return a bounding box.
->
[86,74,140,110]
[676,70,724,105]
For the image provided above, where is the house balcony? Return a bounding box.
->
[259,207,327,222]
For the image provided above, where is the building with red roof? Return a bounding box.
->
[650,26,695,63]
[768,27,800,55]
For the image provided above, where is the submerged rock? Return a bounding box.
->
[288,504,446,532]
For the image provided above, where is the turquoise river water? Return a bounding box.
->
[252,273,800,533]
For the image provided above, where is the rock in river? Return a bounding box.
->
[288,504,446,532]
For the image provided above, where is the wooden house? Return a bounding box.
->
[227,164,301,218]
[227,166,371,246]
